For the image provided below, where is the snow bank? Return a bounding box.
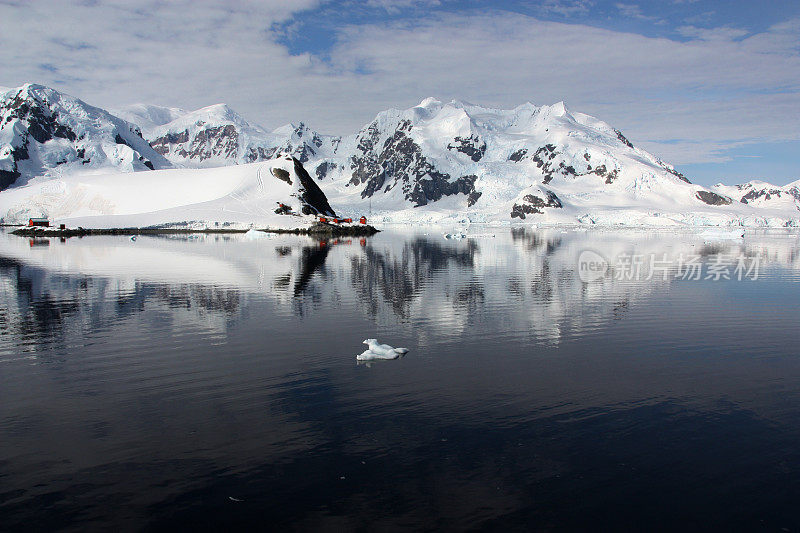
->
[0,155,332,230]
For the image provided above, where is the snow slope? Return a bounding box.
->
[0,84,171,190]
[0,154,335,229]
[111,103,188,134]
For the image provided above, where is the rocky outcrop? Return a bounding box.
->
[447,134,486,162]
[510,191,563,219]
[530,144,599,184]
[280,123,335,163]
[696,190,733,206]
[291,157,335,216]
[0,169,20,190]
[660,164,691,184]
[508,149,527,162]
[614,129,634,149]
[314,161,338,180]
[741,186,799,204]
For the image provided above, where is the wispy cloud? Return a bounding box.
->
[364,0,441,12]
[324,13,800,164]
[614,3,660,22]
[1,2,798,172]
[677,25,749,41]
[536,0,593,17]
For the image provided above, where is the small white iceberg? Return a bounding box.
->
[698,229,745,242]
[244,228,269,240]
[356,339,409,361]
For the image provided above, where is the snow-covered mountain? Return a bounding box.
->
[130,96,798,225]
[0,84,170,191]
[268,122,341,165]
[147,104,274,167]
[713,180,800,210]
[309,98,797,226]
[111,103,188,133]
[146,104,340,168]
[2,83,798,227]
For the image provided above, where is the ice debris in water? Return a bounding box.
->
[356,339,409,361]
[244,228,269,240]
[698,229,745,242]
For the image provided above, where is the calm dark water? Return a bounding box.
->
[1,228,799,531]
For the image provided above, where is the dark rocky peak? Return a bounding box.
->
[290,156,336,216]
[290,142,316,163]
[271,122,340,164]
[314,160,339,180]
[511,191,563,219]
[1,85,78,145]
[348,118,481,207]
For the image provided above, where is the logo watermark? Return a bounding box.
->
[578,250,609,282]
[578,251,761,282]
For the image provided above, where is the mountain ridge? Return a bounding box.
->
[1,83,798,226]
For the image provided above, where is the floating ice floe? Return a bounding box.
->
[698,229,745,242]
[244,228,269,240]
[356,339,409,361]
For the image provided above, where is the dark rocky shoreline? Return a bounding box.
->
[266,222,379,237]
[12,227,249,237]
[11,222,379,238]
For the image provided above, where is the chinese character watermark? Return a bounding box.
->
[578,251,762,282]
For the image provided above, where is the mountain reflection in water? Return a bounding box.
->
[1,228,799,531]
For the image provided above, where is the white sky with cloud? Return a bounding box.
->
[0,0,798,183]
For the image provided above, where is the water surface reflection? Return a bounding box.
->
[1,228,799,530]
